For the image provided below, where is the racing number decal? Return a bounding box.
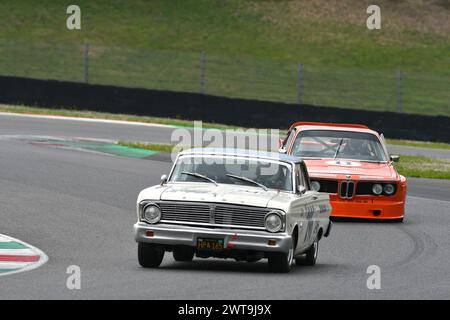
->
[303,204,329,243]
[303,205,315,243]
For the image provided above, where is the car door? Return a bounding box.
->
[292,162,318,254]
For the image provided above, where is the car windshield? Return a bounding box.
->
[291,130,388,162]
[169,155,293,192]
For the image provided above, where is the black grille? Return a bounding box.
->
[340,181,355,198]
[312,179,338,193]
[355,182,373,195]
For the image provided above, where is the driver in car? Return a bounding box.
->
[339,139,374,159]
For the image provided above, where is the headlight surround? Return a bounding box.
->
[264,211,284,233]
[311,180,321,192]
[383,183,395,195]
[141,203,161,224]
[372,183,383,195]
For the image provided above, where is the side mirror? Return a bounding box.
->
[160,174,168,185]
[297,185,307,195]
[390,155,400,163]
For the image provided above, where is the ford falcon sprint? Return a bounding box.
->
[279,122,407,221]
[134,148,332,273]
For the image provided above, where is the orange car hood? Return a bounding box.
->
[304,159,399,181]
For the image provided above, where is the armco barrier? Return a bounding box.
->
[0,75,449,142]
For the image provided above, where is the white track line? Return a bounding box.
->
[0,112,178,128]
[0,248,36,256]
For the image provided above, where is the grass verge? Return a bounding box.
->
[394,155,450,180]
[118,141,181,154]
[387,139,450,151]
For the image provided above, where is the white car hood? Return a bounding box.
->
[157,183,280,208]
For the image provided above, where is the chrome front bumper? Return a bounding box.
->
[134,222,292,253]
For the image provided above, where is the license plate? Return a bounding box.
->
[197,237,224,250]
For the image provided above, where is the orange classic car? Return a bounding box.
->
[280,122,406,221]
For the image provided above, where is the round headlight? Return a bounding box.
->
[142,204,161,224]
[311,181,321,192]
[372,183,383,195]
[384,184,395,195]
[265,212,283,233]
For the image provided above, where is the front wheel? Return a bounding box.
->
[138,242,164,268]
[268,243,294,273]
[296,238,318,266]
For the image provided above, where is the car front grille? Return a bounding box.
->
[340,181,355,199]
[159,202,211,224]
[215,205,268,228]
[158,201,269,229]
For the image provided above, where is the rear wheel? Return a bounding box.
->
[138,242,164,268]
[173,247,195,262]
[268,242,294,273]
[296,238,318,266]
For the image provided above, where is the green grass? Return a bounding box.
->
[0,0,449,116]
[387,139,450,150]
[394,155,450,179]
[117,141,180,154]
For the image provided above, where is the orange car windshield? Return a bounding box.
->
[291,130,388,162]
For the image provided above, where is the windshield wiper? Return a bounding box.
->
[333,138,344,159]
[226,174,268,191]
[181,172,218,186]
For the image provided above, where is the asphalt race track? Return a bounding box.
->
[0,113,449,299]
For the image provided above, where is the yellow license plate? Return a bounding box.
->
[197,237,224,250]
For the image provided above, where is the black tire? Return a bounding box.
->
[268,242,294,273]
[296,238,318,266]
[138,242,164,268]
[173,247,194,262]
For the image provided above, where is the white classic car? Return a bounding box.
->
[134,148,332,273]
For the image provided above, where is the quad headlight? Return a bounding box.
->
[141,203,161,224]
[383,184,395,195]
[372,183,383,195]
[265,211,284,233]
[311,181,321,192]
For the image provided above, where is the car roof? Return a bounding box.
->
[179,148,302,164]
[290,122,379,136]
